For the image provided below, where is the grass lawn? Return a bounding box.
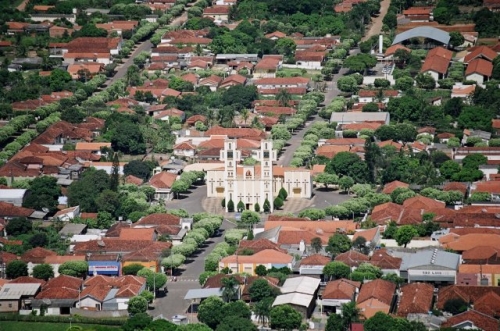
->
[1,321,120,331]
[277,68,321,78]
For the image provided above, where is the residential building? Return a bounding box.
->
[420,47,453,81]
[32,275,83,315]
[356,279,396,318]
[330,112,390,126]
[465,58,493,84]
[334,250,370,268]
[357,90,399,104]
[402,7,432,21]
[0,189,28,207]
[202,6,230,21]
[122,242,173,272]
[148,171,178,200]
[458,264,500,286]
[219,249,294,275]
[253,56,282,78]
[273,276,320,318]
[0,283,41,313]
[441,310,499,330]
[396,283,434,317]
[298,254,331,276]
[321,279,361,314]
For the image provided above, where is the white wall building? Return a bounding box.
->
[206,139,312,212]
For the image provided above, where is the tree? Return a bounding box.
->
[352,236,369,255]
[227,199,235,212]
[197,296,226,329]
[325,313,343,331]
[249,279,280,302]
[216,316,257,331]
[128,296,148,315]
[255,265,267,276]
[298,208,326,220]
[364,312,394,331]
[254,202,260,213]
[274,38,296,57]
[415,73,436,90]
[58,261,89,277]
[343,54,377,73]
[278,187,288,200]
[6,260,28,279]
[270,305,302,331]
[148,319,178,331]
[123,313,152,331]
[177,324,212,331]
[111,122,146,154]
[341,302,362,331]
[325,205,350,220]
[226,300,252,319]
[123,263,145,275]
[462,153,487,169]
[443,298,468,315]
[110,152,120,191]
[310,237,323,253]
[253,297,274,326]
[140,290,155,304]
[362,102,380,112]
[32,263,54,281]
[240,210,260,225]
[263,199,271,213]
[338,176,355,193]
[161,254,186,274]
[171,179,190,199]
[394,76,414,91]
[326,152,369,183]
[449,32,465,48]
[337,76,359,93]
[394,225,418,248]
[138,269,167,292]
[22,176,61,213]
[326,233,352,256]
[276,89,292,107]
[314,173,339,189]
[221,276,240,302]
[273,196,284,210]
[323,261,351,280]
[123,160,152,181]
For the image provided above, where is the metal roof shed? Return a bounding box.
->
[392,27,450,45]
[280,276,320,295]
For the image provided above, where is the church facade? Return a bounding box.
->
[206,139,313,212]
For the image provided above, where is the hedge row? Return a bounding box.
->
[0,313,126,325]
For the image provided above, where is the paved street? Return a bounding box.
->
[106,12,188,86]
[150,219,235,321]
[165,184,207,214]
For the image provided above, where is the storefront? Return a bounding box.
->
[88,261,120,276]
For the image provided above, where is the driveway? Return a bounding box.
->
[150,219,235,320]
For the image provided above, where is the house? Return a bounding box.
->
[294,51,326,69]
[273,276,320,318]
[173,140,196,158]
[202,6,230,21]
[357,90,399,104]
[265,31,287,40]
[457,264,500,286]
[381,180,409,195]
[67,63,104,80]
[298,254,331,276]
[321,279,361,314]
[421,47,453,81]
[384,44,411,60]
[356,279,396,318]
[402,7,432,21]
[219,74,247,89]
[21,247,57,274]
[219,249,294,275]
[370,249,402,275]
[45,255,86,277]
[436,132,455,143]
[32,275,83,315]
[451,84,475,99]
[0,283,41,313]
[198,75,223,91]
[122,241,172,272]
[441,310,499,330]
[253,56,282,78]
[465,58,493,84]
[95,21,138,35]
[334,250,370,268]
[331,112,390,126]
[134,212,190,243]
[53,206,80,221]
[464,45,497,64]
[153,108,186,122]
[148,171,178,200]
[352,227,381,249]
[461,129,491,145]
[396,283,434,317]
[254,77,310,91]
[77,275,146,311]
[437,285,500,317]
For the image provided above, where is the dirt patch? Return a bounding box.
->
[361,0,391,41]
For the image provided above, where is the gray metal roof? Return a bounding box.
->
[184,288,222,300]
[254,226,281,241]
[330,112,390,124]
[0,189,26,199]
[0,283,40,299]
[392,26,450,45]
[59,223,87,236]
[400,248,460,271]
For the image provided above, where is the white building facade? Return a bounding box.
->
[206,139,312,212]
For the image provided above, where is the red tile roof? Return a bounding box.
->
[205,125,267,139]
[436,285,500,310]
[358,90,399,98]
[370,202,403,224]
[10,276,46,286]
[357,279,396,306]
[73,239,154,254]
[118,228,156,241]
[397,283,434,316]
[148,171,177,189]
[464,46,497,63]
[334,250,369,267]
[124,175,143,186]
[474,291,500,317]
[465,58,493,77]
[122,241,172,262]
[299,254,331,266]
[220,249,293,264]
[186,115,207,125]
[21,247,57,264]
[352,227,379,243]
[403,195,445,209]
[238,239,286,254]
[322,278,361,300]
[382,180,409,194]
[421,55,450,74]
[370,249,402,269]
[441,310,499,330]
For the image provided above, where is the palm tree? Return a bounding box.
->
[241,109,250,125]
[275,88,292,107]
[220,276,239,302]
[341,302,362,331]
[253,297,273,326]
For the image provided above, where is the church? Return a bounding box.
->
[206,139,313,212]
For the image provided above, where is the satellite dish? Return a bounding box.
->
[42,208,49,213]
